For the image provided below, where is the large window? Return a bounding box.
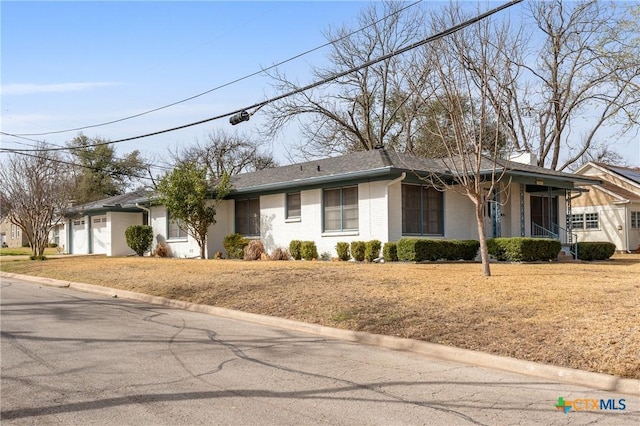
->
[631,211,640,229]
[168,211,187,239]
[236,198,260,236]
[323,186,358,232]
[402,184,443,235]
[286,192,301,219]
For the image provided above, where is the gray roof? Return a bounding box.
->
[66,189,149,215]
[600,163,640,186]
[229,149,600,194]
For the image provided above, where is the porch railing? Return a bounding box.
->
[531,222,578,259]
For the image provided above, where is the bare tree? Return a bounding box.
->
[173,130,276,178]
[263,0,424,158]
[405,3,518,276]
[0,147,74,257]
[499,0,640,170]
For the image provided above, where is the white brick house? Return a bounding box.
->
[144,149,600,259]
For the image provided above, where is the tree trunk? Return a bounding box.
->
[475,201,491,277]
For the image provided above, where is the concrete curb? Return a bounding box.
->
[2,271,639,396]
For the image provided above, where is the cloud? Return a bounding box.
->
[0,82,120,95]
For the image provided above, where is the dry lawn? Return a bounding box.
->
[2,255,639,379]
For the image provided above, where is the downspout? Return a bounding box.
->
[135,203,151,225]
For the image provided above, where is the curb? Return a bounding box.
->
[2,271,639,396]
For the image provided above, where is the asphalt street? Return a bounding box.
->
[1,277,638,425]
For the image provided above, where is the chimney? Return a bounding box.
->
[509,151,538,166]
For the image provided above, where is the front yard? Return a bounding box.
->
[2,254,639,379]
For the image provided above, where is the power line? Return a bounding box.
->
[7,1,422,137]
[2,0,522,154]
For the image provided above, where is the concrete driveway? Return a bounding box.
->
[1,276,637,425]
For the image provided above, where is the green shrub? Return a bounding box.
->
[289,240,303,260]
[336,242,350,261]
[29,255,47,261]
[301,241,318,260]
[397,238,480,262]
[365,240,382,262]
[125,225,154,256]
[487,237,561,262]
[47,242,58,248]
[577,242,616,261]
[224,233,249,259]
[350,241,366,262]
[320,251,331,261]
[383,242,398,262]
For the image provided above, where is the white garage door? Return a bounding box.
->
[72,219,87,254]
[91,216,108,254]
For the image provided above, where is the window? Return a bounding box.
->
[235,198,260,236]
[323,186,358,232]
[168,212,187,239]
[585,212,599,229]
[632,211,640,229]
[402,184,443,235]
[569,214,584,230]
[286,192,301,219]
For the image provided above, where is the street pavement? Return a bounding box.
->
[1,276,638,425]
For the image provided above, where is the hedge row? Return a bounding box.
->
[396,238,480,262]
[486,237,560,262]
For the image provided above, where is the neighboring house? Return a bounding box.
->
[145,149,600,259]
[54,189,149,256]
[572,162,640,252]
[0,217,29,248]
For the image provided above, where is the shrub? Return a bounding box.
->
[365,240,382,262]
[301,241,318,260]
[289,240,303,260]
[336,242,350,261]
[125,225,154,256]
[320,251,331,261]
[213,251,223,259]
[383,242,398,262]
[397,238,480,262]
[29,255,47,261]
[350,241,366,262]
[47,242,58,248]
[487,237,561,262]
[153,242,171,258]
[269,247,291,261]
[577,241,616,261]
[244,240,265,261]
[224,233,249,259]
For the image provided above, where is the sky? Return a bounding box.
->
[1,0,639,177]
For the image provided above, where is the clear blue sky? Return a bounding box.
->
[1,1,638,171]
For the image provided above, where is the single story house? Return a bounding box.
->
[144,149,600,259]
[572,162,640,252]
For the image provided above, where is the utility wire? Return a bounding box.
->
[7,1,422,137]
[2,0,522,154]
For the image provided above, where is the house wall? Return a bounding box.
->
[207,199,233,257]
[109,212,143,256]
[49,222,67,253]
[571,205,626,250]
[443,191,478,239]
[255,181,391,257]
[150,205,201,258]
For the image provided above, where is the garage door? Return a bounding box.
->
[91,216,108,254]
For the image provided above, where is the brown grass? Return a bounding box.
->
[2,255,639,379]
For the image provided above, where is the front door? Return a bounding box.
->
[530,195,558,234]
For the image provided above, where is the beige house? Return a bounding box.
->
[572,162,640,252]
[0,217,29,248]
